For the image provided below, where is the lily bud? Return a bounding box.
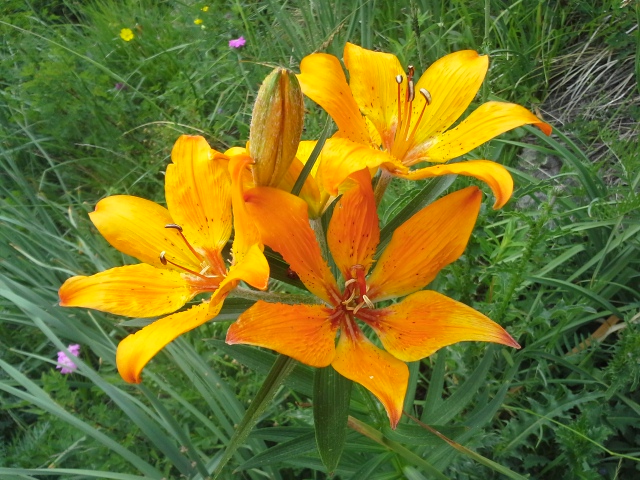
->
[249,68,304,187]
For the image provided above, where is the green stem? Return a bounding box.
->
[213,355,297,478]
[230,286,320,305]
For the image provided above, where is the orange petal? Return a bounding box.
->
[207,243,270,314]
[297,53,371,145]
[331,329,408,429]
[319,137,405,195]
[243,186,340,305]
[277,156,324,218]
[59,264,194,317]
[89,195,201,271]
[229,154,264,263]
[166,135,232,254]
[413,101,553,163]
[367,186,482,301]
[327,170,379,278]
[116,300,221,383]
[399,160,513,209]
[410,50,489,146]
[226,301,337,367]
[367,290,520,362]
[343,42,405,149]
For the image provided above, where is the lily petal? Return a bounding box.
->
[412,101,553,163]
[319,137,406,195]
[243,186,340,304]
[343,42,405,148]
[297,53,371,145]
[411,50,489,145]
[331,329,408,429]
[368,290,520,362]
[229,155,264,263]
[207,243,270,314]
[367,186,482,301]
[226,301,337,367]
[399,160,513,209]
[59,264,194,317]
[89,195,201,271]
[277,156,324,218]
[166,135,232,254]
[116,301,221,383]
[327,170,379,278]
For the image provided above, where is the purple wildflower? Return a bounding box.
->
[229,36,246,49]
[114,82,127,91]
[56,344,80,374]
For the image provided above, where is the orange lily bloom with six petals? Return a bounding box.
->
[59,135,269,383]
[226,168,519,428]
[297,43,552,208]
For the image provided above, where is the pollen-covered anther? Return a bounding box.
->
[420,88,432,106]
[362,294,374,309]
[342,288,357,306]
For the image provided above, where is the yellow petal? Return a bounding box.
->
[243,186,340,305]
[410,50,489,147]
[207,243,269,314]
[368,290,520,362]
[331,329,408,429]
[343,42,405,149]
[367,186,482,301]
[297,53,371,145]
[277,156,324,218]
[166,135,232,254]
[229,154,264,264]
[327,170,379,278]
[319,137,406,195]
[413,101,553,163]
[226,301,337,367]
[89,195,201,271]
[59,264,194,317]
[116,301,221,383]
[399,160,513,209]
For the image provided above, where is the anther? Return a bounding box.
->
[344,278,357,287]
[406,80,415,102]
[158,251,208,279]
[420,88,432,105]
[395,74,403,84]
[165,223,204,261]
[362,294,374,309]
[407,65,415,82]
[342,289,357,306]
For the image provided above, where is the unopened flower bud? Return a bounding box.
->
[249,68,304,187]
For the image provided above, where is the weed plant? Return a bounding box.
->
[1,0,639,478]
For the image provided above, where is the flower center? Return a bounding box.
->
[339,264,374,316]
[389,66,432,161]
[159,223,226,290]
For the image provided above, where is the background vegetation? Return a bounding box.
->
[1,0,638,478]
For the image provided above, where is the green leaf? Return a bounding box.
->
[314,366,352,474]
[237,432,317,470]
[213,354,297,478]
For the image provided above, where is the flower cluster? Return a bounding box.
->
[60,43,550,427]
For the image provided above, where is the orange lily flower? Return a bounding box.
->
[59,135,269,383]
[297,43,552,209]
[226,169,519,428]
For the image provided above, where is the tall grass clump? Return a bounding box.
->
[1,0,639,478]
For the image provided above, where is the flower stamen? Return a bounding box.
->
[159,251,208,279]
[165,224,204,261]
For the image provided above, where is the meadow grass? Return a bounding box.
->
[0,0,639,478]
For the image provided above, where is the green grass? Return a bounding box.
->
[1,0,639,478]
